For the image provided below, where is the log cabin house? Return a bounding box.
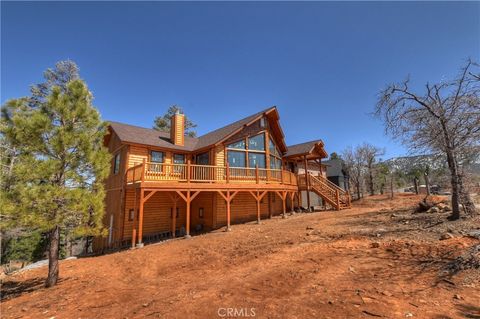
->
[94,106,350,251]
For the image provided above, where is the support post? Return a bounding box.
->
[131,229,136,248]
[226,191,231,231]
[137,189,145,247]
[141,159,146,183]
[172,195,177,238]
[186,190,191,238]
[256,192,261,223]
[281,191,287,218]
[336,189,340,211]
[187,160,191,183]
[304,155,311,211]
[226,162,230,183]
[289,192,295,213]
[255,164,259,184]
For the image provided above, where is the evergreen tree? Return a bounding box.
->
[153,105,197,137]
[1,77,110,287]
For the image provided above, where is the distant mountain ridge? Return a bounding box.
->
[382,154,480,174]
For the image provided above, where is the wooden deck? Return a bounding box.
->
[126,161,298,190]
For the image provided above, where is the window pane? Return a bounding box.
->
[151,151,164,163]
[227,139,246,149]
[173,154,185,164]
[114,153,121,174]
[227,151,246,167]
[249,153,266,168]
[269,138,280,156]
[196,152,209,165]
[270,156,282,169]
[248,133,265,151]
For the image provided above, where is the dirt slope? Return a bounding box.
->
[2,194,479,319]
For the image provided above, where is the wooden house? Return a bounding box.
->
[95,107,350,251]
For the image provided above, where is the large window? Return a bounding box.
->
[226,133,268,168]
[227,140,246,150]
[173,154,186,164]
[196,152,209,165]
[228,151,246,167]
[113,153,121,174]
[248,134,265,151]
[269,137,282,170]
[248,153,266,168]
[151,151,165,163]
[270,156,282,169]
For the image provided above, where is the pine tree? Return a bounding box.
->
[1,79,110,287]
[153,105,197,137]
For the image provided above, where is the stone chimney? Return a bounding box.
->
[170,111,185,146]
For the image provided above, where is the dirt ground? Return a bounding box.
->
[1,194,479,319]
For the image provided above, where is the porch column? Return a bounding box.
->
[304,155,311,211]
[289,191,295,213]
[217,190,239,232]
[276,191,288,219]
[136,190,158,247]
[249,191,267,224]
[176,190,200,239]
[137,189,145,247]
[186,191,191,238]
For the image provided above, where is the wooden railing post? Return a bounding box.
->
[336,189,340,210]
[133,162,137,183]
[141,159,146,182]
[255,164,259,184]
[187,160,191,183]
[226,163,230,183]
[281,170,284,184]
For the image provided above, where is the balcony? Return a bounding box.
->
[126,162,298,187]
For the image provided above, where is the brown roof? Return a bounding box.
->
[285,140,326,158]
[108,121,198,151]
[107,106,277,152]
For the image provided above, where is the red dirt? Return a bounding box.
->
[2,194,479,319]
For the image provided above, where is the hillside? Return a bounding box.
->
[383,154,480,175]
[2,194,479,319]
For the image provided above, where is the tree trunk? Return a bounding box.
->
[414,178,419,195]
[424,173,431,196]
[457,172,477,216]
[390,175,394,199]
[356,182,361,200]
[445,149,461,220]
[368,166,374,196]
[46,226,60,288]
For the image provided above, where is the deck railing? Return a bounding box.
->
[126,161,298,186]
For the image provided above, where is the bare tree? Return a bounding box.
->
[358,143,385,196]
[376,59,480,220]
[342,146,364,200]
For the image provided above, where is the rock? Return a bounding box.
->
[306,226,314,230]
[467,230,480,239]
[440,233,454,240]
[382,290,393,297]
[453,294,463,300]
[405,312,413,317]
[371,242,380,248]
[427,206,440,214]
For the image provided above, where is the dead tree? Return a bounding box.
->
[342,146,364,200]
[376,59,480,220]
[358,143,385,196]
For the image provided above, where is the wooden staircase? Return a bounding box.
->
[299,173,351,210]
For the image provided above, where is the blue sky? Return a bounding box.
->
[2,1,479,159]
